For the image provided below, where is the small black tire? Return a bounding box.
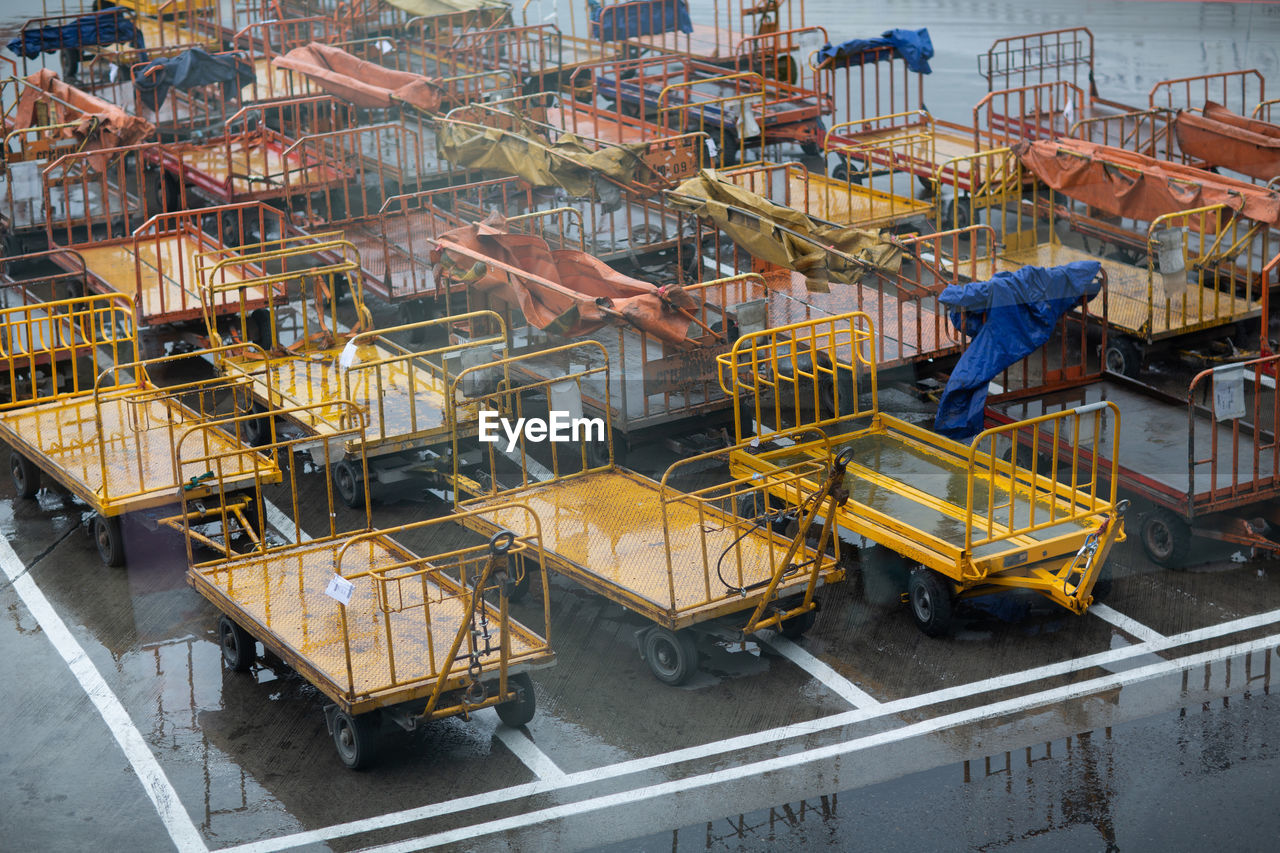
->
[1140,507,1192,568]
[10,451,40,499]
[779,604,817,639]
[218,614,256,672]
[92,513,125,567]
[642,627,699,686]
[495,672,536,727]
[908,567,954,637]
[331,709,380,770]
[1104,337,1142,379]
[333,459,366,509]
[243,405,272,447]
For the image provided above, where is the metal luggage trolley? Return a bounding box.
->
[0,291,281,566]
[432,214,773,450]
[718,313,1129,635]
[933,147,1272,378]
[196,235,512,506]
[448,340,848,685]
[173,408,554,770]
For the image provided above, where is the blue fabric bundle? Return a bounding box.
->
[589,0,693,42]
[134,47,254,112]
[933,261,1102,440]
[6,9,144,59]
[816,28,934,74]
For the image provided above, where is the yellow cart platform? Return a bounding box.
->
[449,341,848,685]
[0,292,280,566]
[174,411,554,770]
[718,313,1129,635]
[198,236,510,506]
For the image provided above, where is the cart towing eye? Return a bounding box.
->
[488,530,517,598]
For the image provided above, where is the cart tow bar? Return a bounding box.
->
[462,531,516,708]
[1065,500,1128,604]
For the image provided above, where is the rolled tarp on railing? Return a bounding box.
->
[1173,101,1280,182]
[272,42,446,113]
[430,211,702,346]
[1013,136,1280,226]
[12,69,155,171]
[666,168,904,289]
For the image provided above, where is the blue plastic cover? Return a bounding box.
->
[6,9,144,59]
[589,0,693,42]
[816,28,934,74]
[134,48,254,112]
[933,261,1102,440]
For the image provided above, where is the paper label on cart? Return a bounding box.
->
[377,39,393,54]
[1213,364,1246,421]
[109,64,119,82]
[325,574,355,606]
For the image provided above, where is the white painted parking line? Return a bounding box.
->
[493,723,567,781]
[357,632,1280,852]
[263,499,306,543]
[219,605,1280,853]
[0,537,208,853]
[766,636,881,708]
[1090,603,1166,643]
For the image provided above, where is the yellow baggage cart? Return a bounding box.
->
[718,313,1129,634]
[172,407,554,770]
[0,291,280,565]
[196,235,511,505]
[449,340,849,685]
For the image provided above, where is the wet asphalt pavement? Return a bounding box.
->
[4,1,1280,852]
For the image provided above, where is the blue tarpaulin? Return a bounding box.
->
[588,0,692,42]
[933,261,1102,440]
[6,9,144,59]
[816,28,934,74]
[134,48,254,112]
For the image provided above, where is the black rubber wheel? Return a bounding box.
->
[218,614,256,672]
[333,459,366,509]
[941,197,971,231]
[10,450,40,499]
[642,627,699,686]
[495,672,536,727]
[92,513,125,567]
[331,708,380,770]
[243,405,272,447]
[779,604,817,638]
[908,567,954,637]
[1140,507,1192,568]
[1104,337,1142,379]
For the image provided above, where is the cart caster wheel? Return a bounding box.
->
[218,614,256,672]
[496,672,536,727]
[908,567,954,637]
[642,627,698,686]
[243,405,272,447]
[10,451,40,499]
[91,513,125,567]
[333,459,366,509]
[779,603,817,639]
[1140,507,1191,568]
[1104,337,1142,379]
[331,708,380,770]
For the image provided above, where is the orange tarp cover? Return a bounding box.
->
[14,69,154,170]
[1014,137,1280,226]
[273,43,445,113]
[1173,101,1280,182]
[431,213,701,345]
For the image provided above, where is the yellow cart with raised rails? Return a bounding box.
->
[448,340,850,685]
[717,312,1129,635]
[0,291,280,565]
[196,235,510,506]
[173,406,555,770]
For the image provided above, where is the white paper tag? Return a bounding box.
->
[377,39,393,55]
[338,339,359,370]
[1213,363,1246,421]
[325,574,355,606]
[109,63,119,82]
